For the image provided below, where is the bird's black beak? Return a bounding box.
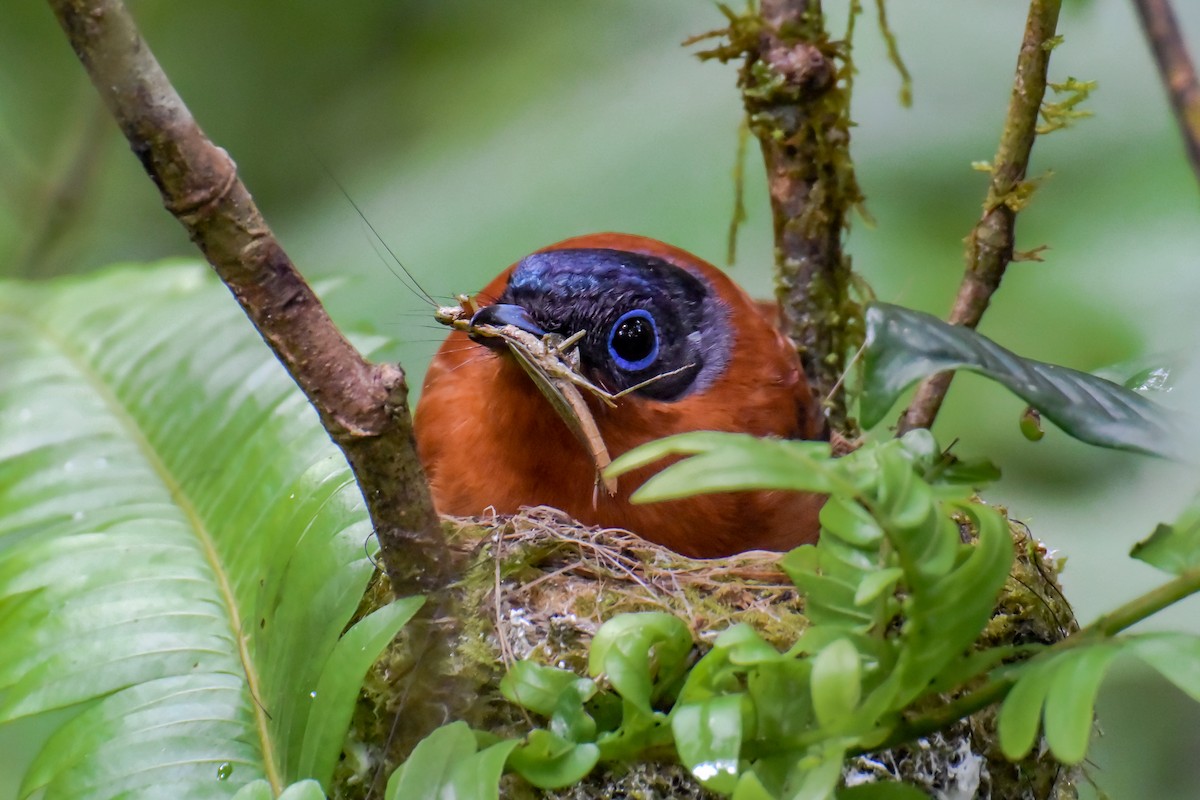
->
[468,303,546,347]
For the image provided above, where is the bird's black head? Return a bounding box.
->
[472,248,732,401]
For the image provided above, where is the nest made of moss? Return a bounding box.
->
[333,506,1080,800]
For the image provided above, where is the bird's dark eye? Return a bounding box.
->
[607,310,659,372]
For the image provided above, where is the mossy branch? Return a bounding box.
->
[695,0,864,435]
[44,0,449,600]
[1132,0,1200,188]
[900,0,1063,433]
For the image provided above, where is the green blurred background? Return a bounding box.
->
[2,1,1199,797]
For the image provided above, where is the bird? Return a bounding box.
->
[414,233,826,558]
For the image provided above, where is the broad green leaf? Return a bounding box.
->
[500,661,595,719]
[297,596,424,787]
[277,781,327,800]
[506,729,599,788]
[672,694,745,793]
[231,780,273,800]
[861,303,1182,458]
[1131,633,1200,702]
[1042,645,1119,764]
[0,264,391,797]
[811,640,861,727]
[1130,498,1200,575]
[386,721,518,800]
[587,612,692,710]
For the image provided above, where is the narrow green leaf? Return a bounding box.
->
[298,596,424,788]
[1131,633,1200,702]
[811,640,861,727]
[1042,645,1119,764]
[997,657,1058,760]
[861,303,1182,458]
[854,568,904,606]
[672,694,746,793]
[819,497,883,548]
[607,433,839,503]
[1131,498,1200,575]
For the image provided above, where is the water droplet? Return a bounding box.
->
[289,493,296,500]
[216,762,233,781]
[309,690,317,699]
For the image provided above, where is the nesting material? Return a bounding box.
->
[335,507,1080,800]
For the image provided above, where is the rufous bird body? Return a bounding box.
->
[415,233,824,558]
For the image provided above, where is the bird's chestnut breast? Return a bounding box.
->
[414,233,825,558]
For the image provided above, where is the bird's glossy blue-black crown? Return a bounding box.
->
[497,248,733,400]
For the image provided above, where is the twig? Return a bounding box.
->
[45,0,448,599]
[899,0,1063,433]
[1132,0,1200,186]
[873,564,1200,752]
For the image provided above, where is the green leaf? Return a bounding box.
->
[500,661,596,719]
[1131,633,1200,702]
[1131,498,1200,575]
[861,303,1182,458]
[672,694,746,793]
[279,781,328,800]
[604,432,839,503]
[297,596,424,787]
[231,780,274,800]
[811,640,861,727]
[588,612,692,710]
[854,568,904,606]
[386,721,519,800]
[507,729,599,788]
[998,657,1058,760]
[0,265,389,797]
[1041,645,1119,764]
[788,741,848,800]
[733,770,780,800]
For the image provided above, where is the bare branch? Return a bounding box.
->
[45,0,449,598]
[1132,0,1200,186]
[900,0,1063,433]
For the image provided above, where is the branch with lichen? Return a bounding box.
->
[45,0,449,600]
[693,0,864,436]
[1132,0,1200,189]
[900,0,1063,434]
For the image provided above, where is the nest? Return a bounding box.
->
[333,508,1080,800]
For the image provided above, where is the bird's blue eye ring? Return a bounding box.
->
[607,309,659,372]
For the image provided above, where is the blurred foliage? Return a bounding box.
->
[3,1,1200,798]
